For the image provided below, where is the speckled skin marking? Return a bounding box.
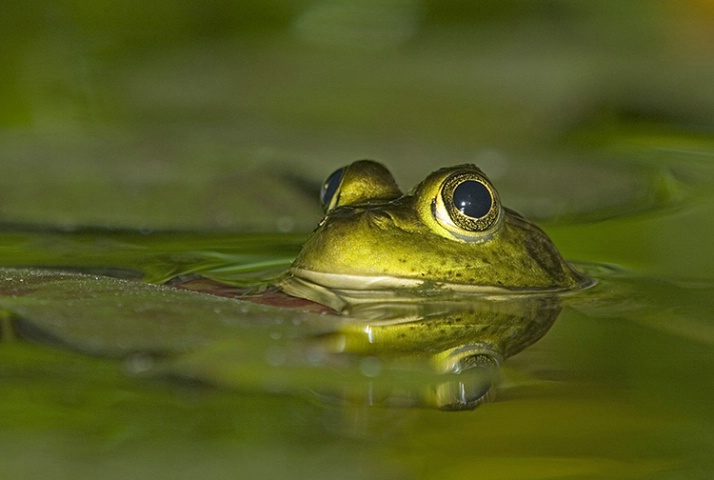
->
[280,161,589,309]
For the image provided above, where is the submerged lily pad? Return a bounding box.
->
[0,267,560,409]
[0,268,339,357]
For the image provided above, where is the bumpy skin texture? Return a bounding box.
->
[285,161,588,295]
[291,203,582,290]
[277,162,587,408]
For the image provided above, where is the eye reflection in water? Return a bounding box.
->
[0,269,564,412]
[312,294,562,410]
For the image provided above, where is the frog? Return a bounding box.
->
[278,160,590,312]
[0,161,591,410]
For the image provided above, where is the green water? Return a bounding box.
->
[3,1,714,479]
[1,161,714,478]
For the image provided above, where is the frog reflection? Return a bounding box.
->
[1,161,588,410]
[276,160,587,409]
[310,294,561,410]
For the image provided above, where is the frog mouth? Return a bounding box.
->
[278,268,564,313]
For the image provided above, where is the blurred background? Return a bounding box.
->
[1,0,713,230]
[3,4,714,479]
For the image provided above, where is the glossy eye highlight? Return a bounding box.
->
[432,169,502,240]
[452,180,492,219]
[320,166,346,211]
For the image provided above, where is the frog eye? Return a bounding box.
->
[319,160,402,212]
[320,166,346,211]
[434,171,502,239]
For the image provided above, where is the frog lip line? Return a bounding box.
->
[285,268,582,295]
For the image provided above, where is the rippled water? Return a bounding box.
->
[3,2,714,478]
[1,150,714,479]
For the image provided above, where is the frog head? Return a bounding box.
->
[279,160,589,310]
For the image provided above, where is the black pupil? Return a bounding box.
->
[320,167,345,208]
[452,180,492,218]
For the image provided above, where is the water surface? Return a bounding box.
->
[1,149,714,479]
[2,2,714,478]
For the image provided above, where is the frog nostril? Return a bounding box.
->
[366,210,397,229]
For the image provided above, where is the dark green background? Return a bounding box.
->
[2,2,714,479]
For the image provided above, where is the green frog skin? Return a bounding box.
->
[279,160,589,311]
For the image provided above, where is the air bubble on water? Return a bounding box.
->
[359,356,382,378]
[123,353,155,374]
[265,346,287,366]
[276,216,296,232]
[306,346,327,366]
